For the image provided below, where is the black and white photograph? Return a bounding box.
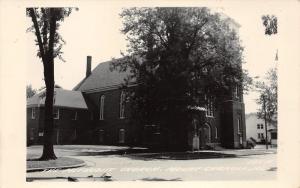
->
[1,0,300,187]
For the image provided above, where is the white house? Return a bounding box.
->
[245,113,277,146]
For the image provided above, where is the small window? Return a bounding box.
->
[31,108,36,119]
[261,124,264,129]
[72,111,77,120]
[53,108,60,119]
[257,124,260,129]
[119,129,125,143]
[120,91,126,119]
[99,95,105,120]
[38,132,43,137]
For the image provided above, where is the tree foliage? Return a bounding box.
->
[26,8,75,62]
[262,15,278,35]
[256,67,278,126]
[26,7,76,160]
[111,8,249,147]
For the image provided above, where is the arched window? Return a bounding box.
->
[99,95,105,120]
[120,91,126,119]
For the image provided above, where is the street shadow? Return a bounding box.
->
[73,148,149,156]
[70,148,238,160]
[123,152,237,161]
[139,177,182,181]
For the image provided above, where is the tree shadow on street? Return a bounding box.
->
[139,177,182,181]
[124,152,237,161]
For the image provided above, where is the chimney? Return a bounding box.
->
[86,56,92,78]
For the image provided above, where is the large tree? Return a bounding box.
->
[256,67,278,127]
[26,8,75,160]
[111,7,249,149]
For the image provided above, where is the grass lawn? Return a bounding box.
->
[27,157,85,170]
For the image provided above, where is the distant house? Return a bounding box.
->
[26,88,91,145]
[245,113,277,145]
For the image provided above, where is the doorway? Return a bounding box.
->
[198,123,211,148]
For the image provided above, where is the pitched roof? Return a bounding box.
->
[27,88,88,109]
[73,59,134,92]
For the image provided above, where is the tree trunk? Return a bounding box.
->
[40,9,58,160]
[40,57,57,160]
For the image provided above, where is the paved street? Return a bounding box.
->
[27,145,277,181]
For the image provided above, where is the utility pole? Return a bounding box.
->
[262,95,268,149]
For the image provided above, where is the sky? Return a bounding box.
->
[26,5,280,114]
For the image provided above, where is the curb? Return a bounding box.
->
[27,161,86,172]
[236,152,277,157]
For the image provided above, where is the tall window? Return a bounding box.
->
[99,95,105,120]
[205,95,214,117]
[120,91,126,119]
[99,129,104,143]
[119,129,125,143]
[30,128,35,140]
[72,111,77,120]
[31,108,36,119]
[237,117,241,134]
[233,84,241,101]
[73,129,77,140]
[53,108,59,119]
[215,127,218,139]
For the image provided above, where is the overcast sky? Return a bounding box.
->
[26,5,280,114]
